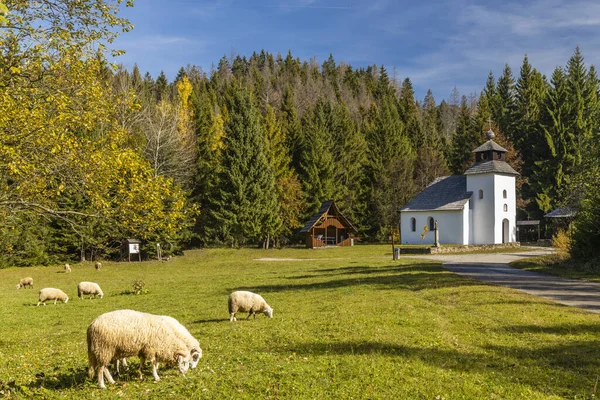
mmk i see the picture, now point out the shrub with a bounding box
[552,228,571,253]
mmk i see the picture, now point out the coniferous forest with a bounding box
[1,2,599,266]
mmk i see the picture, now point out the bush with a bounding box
[132,279,147,295]
[552,229,571,253]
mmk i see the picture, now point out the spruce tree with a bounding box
[263,105,303,245]
[449,96,481,174]
[532,67,572,213]
[210,86,279,246]
[398,78,424,149]
[299,98,337,216]
[155,70,169,102]
[495,64,516,139]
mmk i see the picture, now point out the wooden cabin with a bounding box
[300,200,358,248]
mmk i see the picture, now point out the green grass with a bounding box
[511,254,600,283]
[1,245,599,399]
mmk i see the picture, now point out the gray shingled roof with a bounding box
[544,207,577,218]
[300,200,358,233]
[399,175,472,212]
[464,160,519,176]
[472,140,509,153]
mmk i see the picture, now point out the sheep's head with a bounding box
[16,283,20,290]
[175,351,191,374]
[64,296,69,303]
[190,348,203,369]
[263,307,274,318]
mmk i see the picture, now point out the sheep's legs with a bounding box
[151,361,161,381]
[230,313,236,322]
[138,355,146,380]
[246,312,254,320]
[103,366,115,384]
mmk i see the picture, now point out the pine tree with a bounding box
[155,70,169,102]
[299,98,337,216]
[495,64,516,139]
[131,64,143,91]
[449,96,481,174]
[398,78,423,148]
[531,67,572,213]
[514,55,547,180]
[281,84,303,172]
[263,105,303,245]
[210,86,279,246]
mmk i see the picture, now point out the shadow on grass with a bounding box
[240,264,481,293]
[276,338,600,391]
[22,367,89,391]
[497,323,600,335]
[191,318,228,324]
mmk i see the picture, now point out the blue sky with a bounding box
[113,0,600,102]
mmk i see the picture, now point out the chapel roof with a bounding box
[472,140,509,153]
[399,175,472,212]
[464,160,519,176]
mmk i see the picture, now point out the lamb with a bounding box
[115,315,203,373]
[228,291,273,322]
[78,282,104,299]
[37,288,69,306]
[16,277,34,289]
[95,262,102,271]
[87,309,191,389]
[64,264,71,273]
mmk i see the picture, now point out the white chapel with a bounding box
[399,130,518,245]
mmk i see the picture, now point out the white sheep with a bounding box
[115,315,203,373]
[87,309,191,389]
[64,264,71,273]
[95,262,102,271]
[16,277,34,289]
[77,282,104,299]
[37,288,69,306]
[228,291,273,322]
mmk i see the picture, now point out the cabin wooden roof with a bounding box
[300,200,358,233]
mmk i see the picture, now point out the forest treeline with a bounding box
[1,1,598,266]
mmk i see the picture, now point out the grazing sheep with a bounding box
[78,282,104,299]
[87,309,191,389]
[95,262,102,271]
[37,288,69,306]
[64,264,71,273]
[16,277,34,290]
[228,291,273,322]
[116,315,203,373]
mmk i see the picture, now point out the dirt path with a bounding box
[407,248,600,314]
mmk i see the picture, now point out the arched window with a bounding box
[503,204,508,212]
[428,217,435,231]
[411,217,416,232]
[503,189,507,199]
[479,189,484,200]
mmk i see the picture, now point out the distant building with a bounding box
[399,130,518,245]
[300,200,358,248]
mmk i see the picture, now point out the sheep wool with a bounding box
[64,264,71,273]
[228,291,274,322]
[37,288,69,306]
[16,277,34,290]
[95,262,102,271]
[116,315,203,372]
[77,282,104,299]
[87,309,191,389]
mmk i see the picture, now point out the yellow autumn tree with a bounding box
[0,1,195,263]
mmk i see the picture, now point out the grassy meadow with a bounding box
[0,245,599,399]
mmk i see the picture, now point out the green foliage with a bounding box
[209,86,279,246]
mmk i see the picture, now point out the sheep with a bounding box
[115,315,203,373]
[77,282,104,299]
[87,309,191,389]
[37,288,69,306]
[228,291,273,322]
[95,262,102,271]
[16,277,34,290]
[64,264,71,273]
